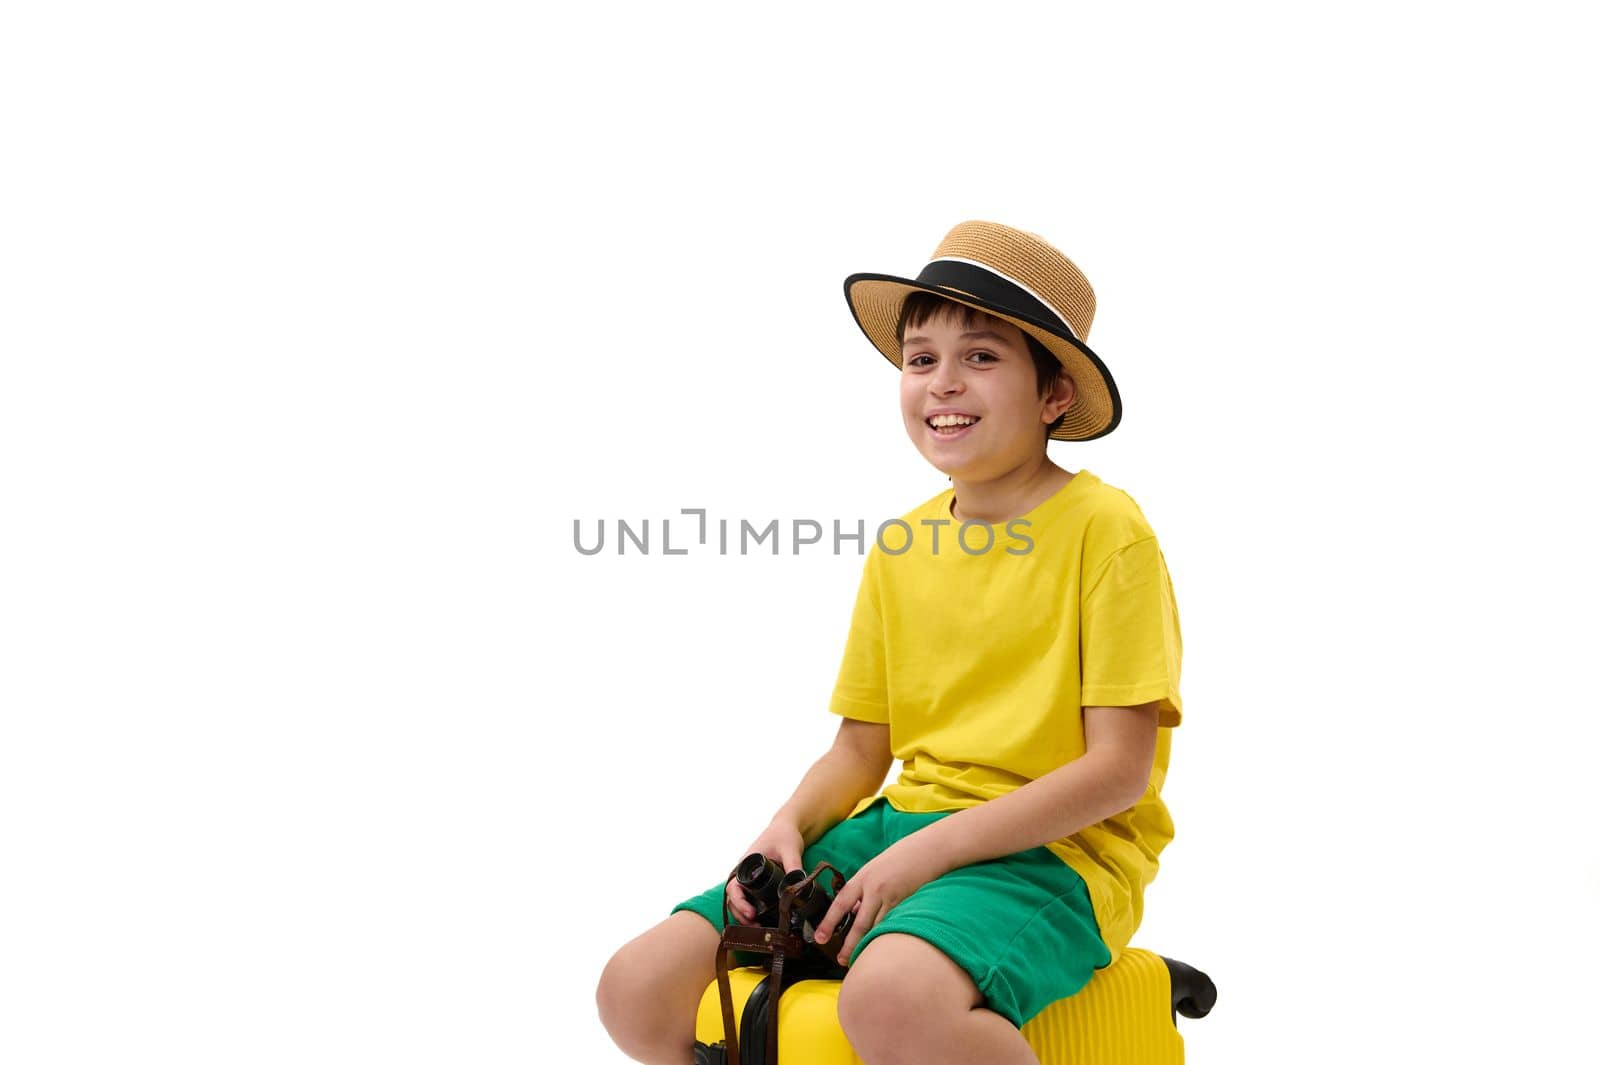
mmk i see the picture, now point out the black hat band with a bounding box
[915,258,1079,340]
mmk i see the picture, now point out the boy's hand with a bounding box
[812,834,944,966]
[725,819,806,925]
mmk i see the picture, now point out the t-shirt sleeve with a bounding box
[1080,536,1184,728]
[829,548,890,724]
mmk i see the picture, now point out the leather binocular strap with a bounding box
[713,861,849,1065]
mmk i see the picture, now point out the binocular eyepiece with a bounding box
[734,853,854,959]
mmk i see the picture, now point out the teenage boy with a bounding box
[597,221,1184,1065]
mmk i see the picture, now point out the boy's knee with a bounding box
[593,950,635,1036]
[836,933,982,1052]
[596,913,720,1060]
[595,947,671,1055]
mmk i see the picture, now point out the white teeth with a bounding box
[929,414,977,428]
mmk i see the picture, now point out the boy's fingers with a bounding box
[838,899,876,965]
[725,880,752,921]
[813,884,860,943]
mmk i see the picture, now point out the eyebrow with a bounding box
[900,329,1016,349]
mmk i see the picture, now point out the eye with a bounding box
[969,350,998,363]
[905,354,933,367]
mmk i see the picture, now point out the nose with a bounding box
[928,359,964,396]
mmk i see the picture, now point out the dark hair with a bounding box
[896,291,1068,437]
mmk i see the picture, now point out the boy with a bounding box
[596,221,1183,1065]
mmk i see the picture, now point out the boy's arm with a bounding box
[907,701,1160,874]
[771,719,894,846]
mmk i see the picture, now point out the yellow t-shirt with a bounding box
[828,468,1183,962]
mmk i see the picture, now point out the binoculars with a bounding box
[697,854,856,1065]
[732,852,856,964]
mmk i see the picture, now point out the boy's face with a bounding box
[898,307,1075,481]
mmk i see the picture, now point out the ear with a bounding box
[1043,372,1077,424]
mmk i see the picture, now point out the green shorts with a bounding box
[670,797,1112,1029]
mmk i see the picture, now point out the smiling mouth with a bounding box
[927,415,980,436]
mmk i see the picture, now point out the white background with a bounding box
[3,2,1596,1062]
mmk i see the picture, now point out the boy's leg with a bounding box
[835,808,1110,1063]
[839,932,1039,1065]
[595,910,721,1065]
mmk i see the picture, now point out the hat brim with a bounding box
[844,272,1122,442]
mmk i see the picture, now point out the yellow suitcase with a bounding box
[693,947,1215,1065]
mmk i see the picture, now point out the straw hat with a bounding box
[843,220,1122,441]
